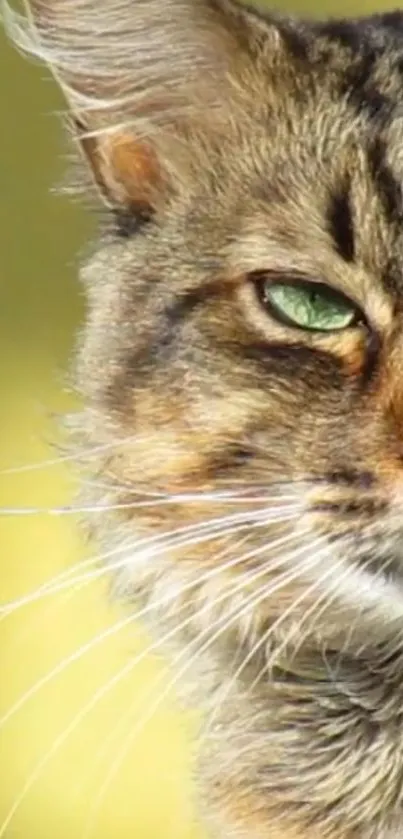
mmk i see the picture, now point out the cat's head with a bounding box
[7,0,403,649]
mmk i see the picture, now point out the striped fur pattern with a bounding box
[5,2,403,838]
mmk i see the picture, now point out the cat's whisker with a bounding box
[0,646,152,839]
[81,534,328,839]
[3,573,99,655]
[225,556,353,745]
[0,522,238,619]
[79,571,298,837]
[0,516,302,729]
[0,430,203,477]
[0,521,312,836]
[281,555,356,670]
[0,437,137,476]
[294,530,386,661]
[0,430,303,478]
[81,651,195,839]
[1,513,240,614]
[70,531,254,802]
[0,497,299,516]
[80,472,312,498]
[0,610,138,731]
[0,533,136,617]
[0,540,246,730]
[202,537,331,739]
[81,540,326,839]
[0,505,299,616]
[364,552,403,661]
[70,689,142,803]
[326,547,381,674]
[0,524,300,836]
[74,534,280,804]
[319,594,368,686]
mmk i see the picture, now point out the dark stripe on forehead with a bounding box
[367,138,403,225]
[327,182,354,263]
[318,14,403,49]
[342,46,377,89]
[317,20,362,50]
[336,43,393,124]
[369,11,403,38]
[343,66,392,124]
[351,87,392,124]
[241,5,311,61]
[317,20,395,125]
[277,21,310,61]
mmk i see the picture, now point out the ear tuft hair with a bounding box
[2,0,256,134]
[2,0,270,206]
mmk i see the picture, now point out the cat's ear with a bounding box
[73,122,164,214]
[4,0,267,212]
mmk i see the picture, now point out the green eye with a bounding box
[261,280,358,332]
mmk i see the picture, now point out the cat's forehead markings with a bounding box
[367,138,403,229]
[358,137,403,297]
[233,226,388,300]
[327,182,355,265]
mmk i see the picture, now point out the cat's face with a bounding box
[9,0,403,645]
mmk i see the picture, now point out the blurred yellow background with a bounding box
[0,2,395,837]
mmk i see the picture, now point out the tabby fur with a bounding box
[5,1,403,837]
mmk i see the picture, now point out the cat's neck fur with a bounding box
[101,520,403,839]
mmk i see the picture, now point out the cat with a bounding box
[4,0,403,837]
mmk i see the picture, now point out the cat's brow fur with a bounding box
[6,2,403,839]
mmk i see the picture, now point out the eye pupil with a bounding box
[258,278,358,333]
